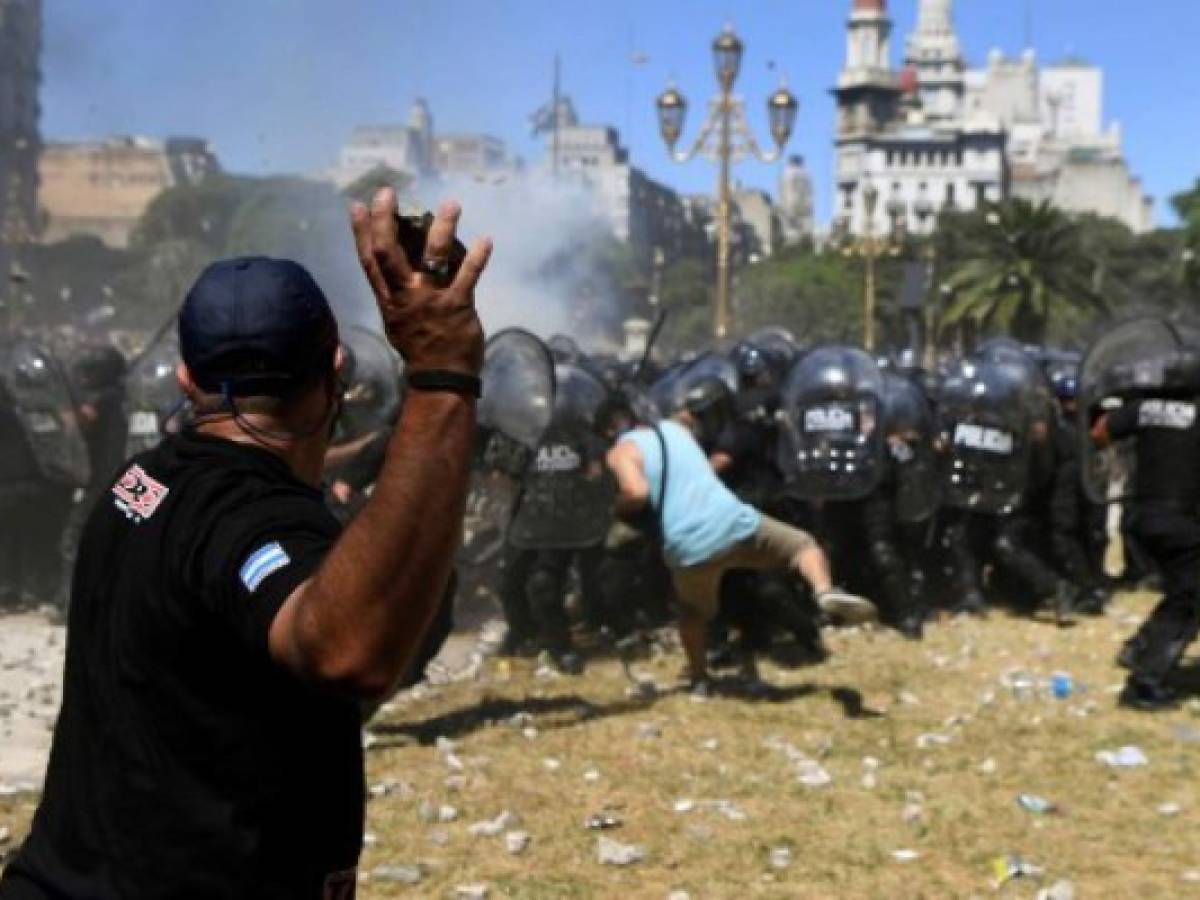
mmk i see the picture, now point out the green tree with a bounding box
[938,199,1105,345]
[733,247,863,346]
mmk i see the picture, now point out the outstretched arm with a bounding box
[270,188,492,700]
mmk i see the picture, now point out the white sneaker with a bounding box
[816,589,878,624]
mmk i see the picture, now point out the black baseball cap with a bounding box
[179,256,340,396]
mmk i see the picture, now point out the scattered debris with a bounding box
[468,810,518,838]
[1095,746,1148,768]
[769,846,793,870]
[916,732,952,750]
[901,803,923,824]
[584,813,623,831]
[583,768,601,783]
[796,760,832,788]
[542,757,562,772]
[504,830,531,855]
[979,757,998,775]
[892,849,919,862]
[672,799,747,821]
[598,835,646,866]
[371,863,426,885]
[637,722,662,739]
[454,883,489,899]
[1157,802,1183,817]
[990,855,1044,888]
[1036,880,1076,900]
[1017,794,1058,815]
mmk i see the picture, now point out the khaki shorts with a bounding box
[670,515,816,621]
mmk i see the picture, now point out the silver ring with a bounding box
[420,257,451,283]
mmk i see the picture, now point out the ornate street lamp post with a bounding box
[656,25,798,339]
[832,182,905,351]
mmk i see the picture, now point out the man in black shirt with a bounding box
[0,187,492,898]
[1093,395,1200,710]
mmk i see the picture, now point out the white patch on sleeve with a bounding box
[239,542,291,594]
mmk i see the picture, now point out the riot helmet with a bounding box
[776,345,886,501]
[681,375,734,450]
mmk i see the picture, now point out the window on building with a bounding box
[946,183,956,208]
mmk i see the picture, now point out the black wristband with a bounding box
[406,370,482,398]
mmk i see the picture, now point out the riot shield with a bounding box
[1076,316,1200,504]
[507,363,616,550]
[936,358,1035,514]
[124,332,185,457]
[882,373,940,523]
[776,345,886,501]
[0,340,90,487]
[478,328,556,451]
[337,325,402,442]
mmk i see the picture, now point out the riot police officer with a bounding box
[58,342,129,612]
[0,340,90,609]
[936,350,1077,622]
[497,360,617,673]
[777,346,927,638]
[1085,317,1200,709]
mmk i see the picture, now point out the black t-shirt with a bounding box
[1107,397,1200,508]
[1,431,364,900]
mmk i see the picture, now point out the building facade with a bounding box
[778,155,815,245]
[0,0,42,246]
[832,0,1151,236]
[332,98,519,188]
[967,54,1153,232]
[833,0,1007,238]
[550,120,707,264]
[39,136,220,248]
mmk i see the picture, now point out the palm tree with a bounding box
[938,198,1105,345]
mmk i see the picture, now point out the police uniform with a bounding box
[1106,396,1200,706]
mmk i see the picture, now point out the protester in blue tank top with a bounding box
[607,376,876,694]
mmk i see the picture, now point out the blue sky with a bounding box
[42,0,1200,227]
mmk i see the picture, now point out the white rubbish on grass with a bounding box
[637,722,662,739]
[504,830,531,855]
[769,846,793,870]
[979,757,998,775]
[468,810,518,837]
[892,849,920,862]
[598,835,646,866]
[1095,746,1148,768]
[916,732,953,749]
[542,757,562,772]
[455,884,489,899]
[1036,879,1076,900]
[371,864,426,885]
[1158,802,1183,817]
[675,799,747,821]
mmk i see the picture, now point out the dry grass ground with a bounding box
[3,592,1200,898]
[358,592,1200,899]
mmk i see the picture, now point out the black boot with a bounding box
[1118,676,1178,711]
[896,608,925,641]
[954,590,987,618]
[1053,582,1078,627]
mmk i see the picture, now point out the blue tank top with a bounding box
[622,420,761,567]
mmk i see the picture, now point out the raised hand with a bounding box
[350,187,492,376]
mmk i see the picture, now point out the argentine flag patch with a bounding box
[239,542,291,594]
